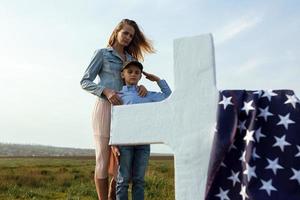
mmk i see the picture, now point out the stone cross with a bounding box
[110,34,218,200]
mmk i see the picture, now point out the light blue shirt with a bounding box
[80,47,135,99]
[118,80,172,105]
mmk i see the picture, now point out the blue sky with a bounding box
[0,1,299,152]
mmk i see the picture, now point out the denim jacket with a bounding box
[80,47,135,99]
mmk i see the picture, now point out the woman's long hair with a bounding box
[108,19,155,61]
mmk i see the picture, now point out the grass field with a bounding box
[0,157,174,200]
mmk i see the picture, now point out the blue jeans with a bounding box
[116,145,150,200]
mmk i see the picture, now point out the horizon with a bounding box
[0,142,174,156]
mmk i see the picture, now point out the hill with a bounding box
[0,143,94,157]
[0,143,173,158]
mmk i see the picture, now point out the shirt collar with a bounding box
[121,85,138,92]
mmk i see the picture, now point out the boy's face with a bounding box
[121,65,142,85]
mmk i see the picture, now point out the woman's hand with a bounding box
[103,88,122,105]
[142,71,161,82]
[137,85,148,97]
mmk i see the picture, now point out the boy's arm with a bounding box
[143,71,172,101]
[157,79,172,98]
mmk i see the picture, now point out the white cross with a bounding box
[110,34,218,200]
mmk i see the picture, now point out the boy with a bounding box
[114,60,172,200]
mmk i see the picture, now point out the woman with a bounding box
[80,19,155,200]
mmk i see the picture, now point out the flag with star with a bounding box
[206,90,300,200]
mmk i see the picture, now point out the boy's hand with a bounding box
[111,146,120,165]
[111,146,120,156]
[142,71,161,82]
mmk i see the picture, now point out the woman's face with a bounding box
[116,24,135,47]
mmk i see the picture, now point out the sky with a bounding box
[0,0,299,153]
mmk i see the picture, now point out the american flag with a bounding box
[206,90,300,200]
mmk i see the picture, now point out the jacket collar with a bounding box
[107,47,133,62]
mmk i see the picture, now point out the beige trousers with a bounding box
[92,98,111,179]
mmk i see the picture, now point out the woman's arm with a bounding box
[80,49,106,97]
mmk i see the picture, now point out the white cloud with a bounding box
[215,14,263,45]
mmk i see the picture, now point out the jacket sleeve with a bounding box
[80,49,105,97]
[148,79,172,102]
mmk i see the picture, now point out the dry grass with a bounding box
[0,157,174,200]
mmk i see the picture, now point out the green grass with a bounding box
[0,157,174,200]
